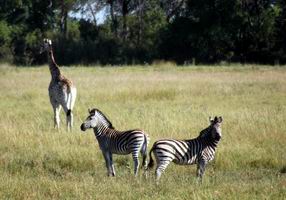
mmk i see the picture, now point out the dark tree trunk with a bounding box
[109,0,118,37]
[137,0,144,45]
[60,0,67,38]
[88,3,97,24]
[122,0,130,40]
[122,0,127,40]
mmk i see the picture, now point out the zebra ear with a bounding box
[209,116,214,123]
[88,108,91,113]
[218,116,223,123]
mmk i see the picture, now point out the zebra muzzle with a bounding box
[80,124,86,131]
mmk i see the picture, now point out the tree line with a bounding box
[0,0,286,66]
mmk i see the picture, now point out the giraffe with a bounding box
[40,39,77,131]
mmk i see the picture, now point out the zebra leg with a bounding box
[132,152,140,176]
[109,152,116,176]
[102,151,113,176]
[155,161,171,184]
[142,153,147,170]
[140,138,148,169]
[197,160,206,182]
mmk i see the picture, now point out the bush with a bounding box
[0,21,12,61]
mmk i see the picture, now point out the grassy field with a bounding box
[0,64,285,199]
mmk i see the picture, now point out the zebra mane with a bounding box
[90,108,115,129]
[199,116,222,138]
[198,126,211,138]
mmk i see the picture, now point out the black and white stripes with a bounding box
[80,108,149,176]
[80,109,222,181]
[147,116,223,182]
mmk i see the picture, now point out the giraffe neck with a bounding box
[47,50,61,79]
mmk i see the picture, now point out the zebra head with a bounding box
[199,116,223,141]
[40,38,52,54]
[80,108,114,131]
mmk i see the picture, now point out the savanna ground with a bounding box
[0,64,285,199]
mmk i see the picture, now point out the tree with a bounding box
[0,0,285,65]
[54,0,77,37]
[273,0,286,63]
[235,0,281,63]
[158,0,241,63]
[159,0,186,23]
[107,0,119,37]
[0,20,12,60]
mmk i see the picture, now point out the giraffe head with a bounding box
[40,38,52,54]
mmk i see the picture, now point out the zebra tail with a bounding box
[147,148,154,170]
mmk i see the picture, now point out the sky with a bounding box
[69,6,107,24]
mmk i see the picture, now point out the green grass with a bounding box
[0,64,285,199]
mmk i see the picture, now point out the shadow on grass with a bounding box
[5,154,98,178]
[280,166,286,174]
[247,158,280,170]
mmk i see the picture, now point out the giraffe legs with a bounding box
[51,100,72,131]
[51,102,61,130]
[62,104,73,132]
[65,88,76,132]
[66,109,73,132]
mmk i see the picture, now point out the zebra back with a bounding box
[96,126,147,155]
[149,116,222,166]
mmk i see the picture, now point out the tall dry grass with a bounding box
[0,64,285,199]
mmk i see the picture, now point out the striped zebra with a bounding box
[147,116,223,183]
[80,108,149,176]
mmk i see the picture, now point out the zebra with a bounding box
[80,108,149,176]
[147,116,223,183]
